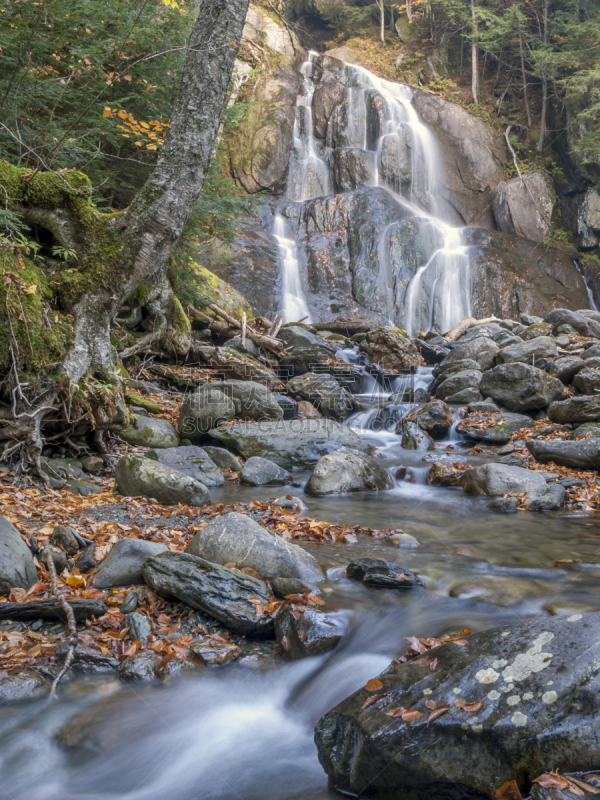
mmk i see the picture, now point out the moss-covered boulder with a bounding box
[119,416,179,449]
[189,263,253,322]
[115,454,210,505]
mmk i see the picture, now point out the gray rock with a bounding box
[400,400,453,439]
[545,308,600,338]
[527,483,566,511]
[120,590,139,614]
[0,516,37,595]
[315,613,600,800]
[332,147,376,191]
[120,416,179,449]
[305,447,392,496]
[548,395,600,424]
[271,577,319,598]
[364,327,422,371]
[479,363,564,411]
[445,337,498,370]
[582,344,600,360]
[51,525,80,555]
[573,368,600,395]
[273,394,299,420]
[346,558,423,589]
[185,511,322,582]
[400,421,434,451]
[239,456,290,485]
[123,612,152,643]
[493,171,555,242]
[115,454,211,506]
[457,412,535,444]
[487,496,520,513]
[285,373,354,421]
[143,551,274,635]
[573,423,600,439]
[461,463,547,498]
[146,445,224,487]
[444,388,481,404]
[202,446,242,471]
[519,322,554,340]
[497,336,558,365]
[0,669,49,703]
[274,495,308,511]
[432,359,480,383]
[117,652,161,682]
[208,419,371,469]
[189,637,242,665]
[497,454,528,468]
[468,400,499,413]
[55,642,119,673]
[526,438,600,470]
[94,538,168,589]
[547,356,585,383]
[274,605,345,660]
[279,345,338,376]
[436,369,482,401]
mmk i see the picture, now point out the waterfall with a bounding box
[274,52,471,333]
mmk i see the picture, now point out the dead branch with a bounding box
[42,546,78,699]
[187,306,286,356]
[444,316,503,342]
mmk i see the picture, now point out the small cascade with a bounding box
[273,213,312,323]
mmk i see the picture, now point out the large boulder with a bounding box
[119,416,179,449]
[496,336,558,365]
[544,308,600,338]
[446,337,499,370]
[145,446,224,487]
[493,171,555,242]
[547,356,585,383]
[94,538,168,589]
[279,345,338,376]
[400,421,434,451]
[285,373,354,420]
[548,395,600,424]
[457,412,535,444]
[275,605,345,660]
[573,368,600,395]
[178,380,283,439]
[185,511,322,582]
[479,363,564,411]
[436,369,482,401]
[0,516,37,595]
[208,419,371,469]
[365,327,422,371]
[209,348,278,388]
[278,325,335,353]
[305,447,392,496]
[461,462,547,499]
[400,400,453,439]
[526,438,600,470]
[114,454,210,506]
[239,456,291,485]
[143,551,274,635]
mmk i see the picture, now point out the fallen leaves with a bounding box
[495,780,522,800]
[365,679,384,692]
[427,704,450,722]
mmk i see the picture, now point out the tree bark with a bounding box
[537,1,549,152]
[471,0,479,104]
[519,34,532,128]
[378,0,385,43]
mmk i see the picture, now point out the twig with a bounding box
[42,546,78,700]
[268,314,283,338]
[241,312,247,349]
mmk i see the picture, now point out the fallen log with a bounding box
[0,598,108,622]
[187,306,286,356]
[444,316,503,343]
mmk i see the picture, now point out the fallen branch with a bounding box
[0,598,107,622]
[187,306,286,356]
[42,547,78,699]
[444,316,503,343]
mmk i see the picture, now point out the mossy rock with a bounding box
[124,392,163,414]
[190,263,253,322]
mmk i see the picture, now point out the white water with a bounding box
[274,213,312,323]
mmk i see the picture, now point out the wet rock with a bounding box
[145,445,224,487]
[51,525,80,556]
[548,395,600,424]
[436,369,482,401]
[274,495,308,511]
[545,308,600,338]
[55,642,119,673]
[493,171,555,242]
[547,356,585,383]
[273,394,298,420]
[479,363,564,412]
[114,454,211,506]
[520,322,554,340]
[279,345,337,376]
[94,538,168,589]
[497,336,558,365]
[400,400,453,439]
[497,454,528,468]
[461,463,547,498]
[209,419,371,469]
[332,147,376,191]
[117,652,161,682]
[418,339,449,364]
[143,551,274,636]
[0,669,49,703]
[457,412,535,444]
[185,511,322,582]
[365,327,422,371]
[468,400,499,413]
[76,544,96,573]
[446,337,499,370]
[400,421,434,451]
[123,611,152,643]
[572,423,600,439]
[120,589,139,614]
[582,344,600,360]
[298,400,322,418]
[159,658,202,681]
[487,496,520,512]
[449,574,541,606]
[274,604,345,660]
[573,368,600,395]
[271,577,319,598]
[189,637,242,665]
[427,462,465,487]
[80,455,104,474]
[240,456,290,486]
[202,446,242,471]
[387,532,420,548]
[527,483,566,511]
[314,612,600,800]
[285,373,354,421]
[526,439,600,470]
[119,416,179,449]
[346,558,423,588]
[305,447,392,496]
[445,388,481,404]
[0,515,38,595]
[432,359,480,385]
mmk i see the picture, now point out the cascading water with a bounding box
[274,213,312,323]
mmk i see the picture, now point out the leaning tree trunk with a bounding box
[1,0,250,472]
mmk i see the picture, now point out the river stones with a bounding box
[185,512,322,582]
[146,445,224,486]
[278,325,336,352]
[436,369,482,401]
[545,308,600,338]
[279,345,338,376]
[208,419,371,469]
[457,412,534,444]
[274,605,345,660]
[479,363,564,411]
[123,611,152,643]
[446,336,499,370]
[202,446,242,471]
[314,612,600,800]
[55,642,119,673]
[496,336,558,365]
[0,669,49,703]
[118,652,162,682]
[115,454,211,506]
[573,368,600,395]
[0,515,38,595]
[189,637,242,665]
[51,525,80,555]
[526,439,600,470]
[400,421,434,451]
[119,416,179,449]
[285,373,354,421]
[346,558,423,588]
[548,395,600,424]
[364,327,422,370]
[305,447,392,496]
[461,463,547,498]
[547,356,585,383]
[426,461,465,487]
[527,482,566,511]
[143,551,274,635]
[94,538,168,589]
[573,423,600,439]
[400,400,453,439]
[520,322,553,340]
[239,456,291,485]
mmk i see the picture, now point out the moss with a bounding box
[126,284,150,309]
[191,263,253,322]
[124,391,163,413]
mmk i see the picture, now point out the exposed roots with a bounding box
[42,546,78,700]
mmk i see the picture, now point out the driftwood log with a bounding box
[0,598,108,622]
[444,316,503,343]
[188,304,287,356]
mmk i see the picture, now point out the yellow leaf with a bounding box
[65,576,85,588]
[146,144,157,150]
[23,284,37,295]
[123,75,132,81]
[135,141,144,147]
[117,109,127,120]
[102,106,112,118]
[139,121,150,129]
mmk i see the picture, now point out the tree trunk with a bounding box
[537,1,548,152]
[519,34,532,128]
[0,0,250,468]
[471,0,479,104]
[406,0,412,23]
[378,0,385,43]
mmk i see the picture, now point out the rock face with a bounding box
[185,512,322,582]
[0,516,37,595]
[548,396,600,424]
[275,605,345,660]
[457,412,534,444]
[119,416,179,449]
[315,613,600,800]
[479,363,564,411]
[493,172,555,242]
[209,419,371,469]
[143,551,274,636]
[285,373,354,420]
[448,337,499,370]
[305,447,391,496]
[94,538,168,589]
[346,558,423,589]
[461,463,547,499]
[526,439,600,470]
[115,454,211,506]
[239,456,291,485]
[146,446,224,487]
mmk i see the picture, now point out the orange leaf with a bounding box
[428,705,450,722]
[365,679,383,692]
[464,701,484,713]
[425,699,437,710]
[360,694,382,710]
[495,780,522,800]
[401,709,423,721]
[533,774,570,790]
[65,576,85,588]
